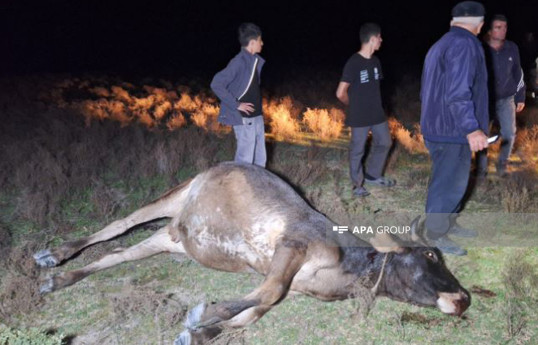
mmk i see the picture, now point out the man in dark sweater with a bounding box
[211,23,266,167]
[336,23,395,198]
[420,1,489,255]
[477,14,526,177]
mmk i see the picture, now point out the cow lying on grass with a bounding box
[34,162,470,345]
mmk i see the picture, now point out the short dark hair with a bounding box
[489,14,507,30]
[238,23,262,47]
[359,23,381,44]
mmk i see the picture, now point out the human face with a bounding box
[489,20,507,41]
[371,34,382,51]
[248,36,263,54]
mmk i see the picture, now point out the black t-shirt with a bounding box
[340,53,386,127]
[238,58,262,118]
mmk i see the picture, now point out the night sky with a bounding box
[2,0,537,86]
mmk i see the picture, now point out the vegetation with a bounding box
[0,75,537,344]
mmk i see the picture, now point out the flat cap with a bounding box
[452,1,485,17]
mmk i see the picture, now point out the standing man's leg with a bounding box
[476,149,488,177]
[233,118,256,164]
[252,115,267,167]
[496,96,516,175]
[424,141,471,254]
[365,121,392,180]
[349,127,370,190]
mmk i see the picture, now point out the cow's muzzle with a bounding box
[436,289,471,316]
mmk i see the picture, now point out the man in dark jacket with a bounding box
[477,15,526,177]
[211,23,266,167]
[420,1,489,255]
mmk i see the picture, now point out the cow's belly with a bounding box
[180,213,287,274]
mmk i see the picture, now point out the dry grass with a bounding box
[388,118,426,154]
[0,243,43,325]
[263,97,301,141]
[501,250,538,340]
[499,173,537,212]
[302,107,344,142]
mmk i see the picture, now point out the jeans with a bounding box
[477,96,516,171]
[425,140,471,240]
[232,115,267,167]
[349,121,392,187]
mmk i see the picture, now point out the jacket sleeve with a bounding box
[445,41,481,135]
[210,58,241,111]
[512,44,526,103]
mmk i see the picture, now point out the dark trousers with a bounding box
[424,140,471,240]
[349,121,392,187]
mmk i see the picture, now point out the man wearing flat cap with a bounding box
[420,1,489,255]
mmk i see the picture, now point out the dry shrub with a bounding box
[501,250,538,339]
[175,93,203,113]
[89,86,110,98]
[106,100,131,126]
[79,99,109,125]
[13,146,70,225]
[388,118,426,154]
[111,85,132,103]
[302,107,344,142]
[144,86,168,103]
[0,244,43,325]
[514,125,538,162]
[167,112,187,130]
[264,98,301,141]
[499,174,536,212]
[154,101,172,121]
[191,104,226,133]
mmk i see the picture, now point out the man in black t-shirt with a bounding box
[336,23,395,197]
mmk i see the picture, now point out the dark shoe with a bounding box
[429,236,467,256]
[364,176,396,187]
[352,186,370,197]
[449,225,478,238]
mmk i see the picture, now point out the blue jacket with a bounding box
[485,40,526,103]
[211,49,265,126]
[420,26,489,144]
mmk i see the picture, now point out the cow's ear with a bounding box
[369,232,407,254]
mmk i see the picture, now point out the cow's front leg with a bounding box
[174,239,307,345]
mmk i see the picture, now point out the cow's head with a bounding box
[370,218,470,316]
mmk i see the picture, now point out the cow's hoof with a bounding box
[173,330,191,345]
[39,276,55,295]
[174,302,206,345]
[33,249,59,268]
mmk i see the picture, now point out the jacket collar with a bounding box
[239,48,265,64]
[450,25,477,39]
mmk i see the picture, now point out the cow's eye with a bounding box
[424,250,438,262]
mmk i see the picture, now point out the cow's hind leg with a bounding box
[34,179,192,268]
[40,226,185,294]
[175,239,307,345]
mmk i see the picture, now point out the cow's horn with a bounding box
[369,232,406,254]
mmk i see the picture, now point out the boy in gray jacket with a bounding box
[211,23,266,167]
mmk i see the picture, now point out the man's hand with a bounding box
[466,130,489,152]
[238,102,254,114]
[336,82,350,105]
[516,102,525,113]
